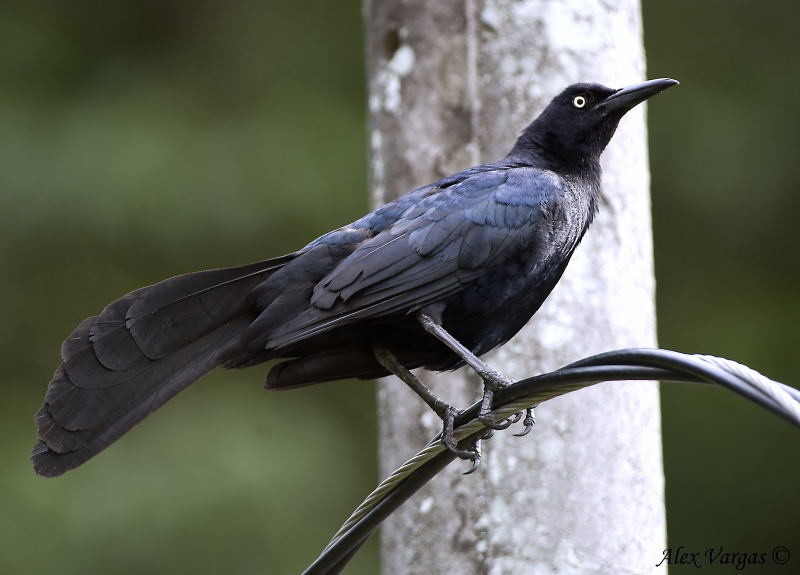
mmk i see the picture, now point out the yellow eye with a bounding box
[572,95,587,109]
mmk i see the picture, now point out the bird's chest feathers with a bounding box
[508,178,597,279]
[547,178,597,247]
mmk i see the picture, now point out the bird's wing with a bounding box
[260,167,564,349]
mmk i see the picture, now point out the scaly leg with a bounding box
[416,311,534,433]
[373,346,478,464]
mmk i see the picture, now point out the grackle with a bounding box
[32,78,678,477]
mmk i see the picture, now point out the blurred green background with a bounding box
[1,1,797,573]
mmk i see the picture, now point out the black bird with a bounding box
[32,78,678,477]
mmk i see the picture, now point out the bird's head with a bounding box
[508,78,679,173]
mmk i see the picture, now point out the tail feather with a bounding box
[91,299,148,370]
[33,320,246,477]
[32,255,294,477]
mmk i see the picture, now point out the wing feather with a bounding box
[264,168,564,350]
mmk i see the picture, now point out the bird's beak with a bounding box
[595,78,679,114]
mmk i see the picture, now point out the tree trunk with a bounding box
[364,1,666,573]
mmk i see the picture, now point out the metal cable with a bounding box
[302,348,799,575]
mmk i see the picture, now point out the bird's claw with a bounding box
[440,407,485,472]
[439,393,534,474]
[477,384,518,430]
[479,412,514,430]
[478,372,535,437]
[513,407,536,437]
[441,407,479,459]
[508,411,524,425]
[462,441,481,475]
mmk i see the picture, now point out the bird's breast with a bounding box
[438,179,598,360]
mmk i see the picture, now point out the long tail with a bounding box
[32,254,295,477]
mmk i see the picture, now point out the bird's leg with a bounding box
[416,311,532,432]
[373,346,477,462]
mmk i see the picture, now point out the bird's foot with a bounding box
[478,386,515,430]
[440,396,534,474]
[441,406,482,474]
[476,370,528,431]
